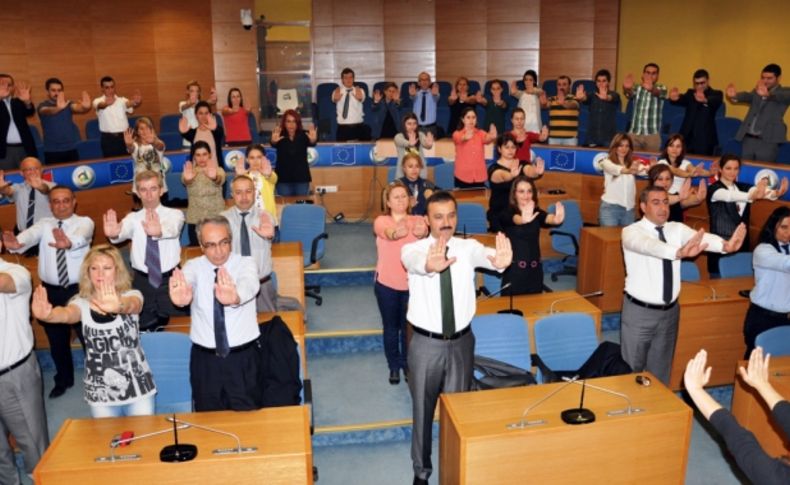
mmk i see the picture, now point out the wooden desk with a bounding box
[577,226,625,312]
[476,290,602,352]
[731,356,790,457]
[668,276,754,390]
[34,407,313,485]
[439,373,692,484]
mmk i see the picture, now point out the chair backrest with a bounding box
[159,113,182,134]
[471,314,531,372]
[548,200,582,256]
[165,172,188,202]
[432,162,455,189]
[484,79,510,100]
[718,251,754,278]
[76,139,102,161]
[534,313,599,383]
[755,326,790,356]
[680,261,701,282]
[140,332,192,413]
[478,269,502,296]
[276,88,299,115]
[776,143,790,164]
[85,119,101,140]
[456,203,488,234]
[387,166,397,184]
[160,131,184,151]
[279,204,328,266]
[542,79,558,97]
[571,79,595,97]
[715,117,742,149]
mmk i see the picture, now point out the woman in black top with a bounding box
[448,77,479,135]
[487,133,524,232]
[271,109,318,196]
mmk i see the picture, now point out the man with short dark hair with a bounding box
[0,74,36,170]
[37,78,92,164]
[727,63,790,162]
[575,68,620,148]
[669,69,723,156]
[92,76,142,157]
[624,63,667,152]
[372,82,401,139]
[332,68,368,142]
[542,75,580,146]
[621,185,745,385]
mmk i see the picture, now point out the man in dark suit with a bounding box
[0,74,37,170]
[669,69,723,156]
[727,63,790,162]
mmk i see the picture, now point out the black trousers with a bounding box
[44,149,79,164]
[335,123,370,142]
[100,132,127,158]
[41,282,84,388]
[189,341,263,412]
[743,302,790,358]
[132,269,189,330]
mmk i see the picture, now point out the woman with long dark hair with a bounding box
[271,109,317,196]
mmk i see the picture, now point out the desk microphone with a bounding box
[497,285,524,316]
[95,424,189,463]
[166,416,257,455]
[160,413,197,462]
[683,281,720,301]
[548,290,603,314]
[560,379,596,425]
[507,375,580,429]
[561,377,644,416]
[478,282,512,301]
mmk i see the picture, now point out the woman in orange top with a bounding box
[452,106,497,188]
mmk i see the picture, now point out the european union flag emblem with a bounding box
[109,161,134,183]
[331,146,355,166]
[549,151,576,172]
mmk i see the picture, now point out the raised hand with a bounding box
[2,230,21,250]
[169,268,193,307]
[407,130,418,146]
[141,208,162,237]
[519,200,539,223]
[752,177,768,200]
[777,177,789,198]
[623,73,635,91]
[693,89,707,103]
[449,87,458,101]
[31,285,54,321]
[91,281,122,315]
[0,170,7,190]
[641,74,653,91]
[676,228,708,259]
[28,172,45,191]
[49,227,72,249]
[538,91,548,106]
[412,217,428,238]
[535,156,545,175]
[80,90,91,110]
[431,83,439,96]
[271,125,283,144]
[392,222,409,240]
[739,347,771,390]
[182,161,196,182]
[214,266,240,305]
[678,177,692,201]
[252,212,275,239]
[696,179,707,200]
[487,232,513,269]
[103,209,121,238]
[16,83,31,103]
[669,87,680,102]
[726,83,737,99]
[574,84,586,100]
[132,89,142,106]
[552,201,565,224]
[709,159,721,177]
[684,349,712,391]
[539,126,549,141]
[425,235,455,273]
[56,90,68,109]
[235,156,247,176]
[756,80,769,97]
[206,163,218,180]
[488,123,498,139]
[723,223,746,254]
[509,163,521,178]
[123,127,134,146]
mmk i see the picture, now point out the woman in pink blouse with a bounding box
[452,106,497,188]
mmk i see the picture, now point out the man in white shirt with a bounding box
[92,76,141,158]
[332,67,369,142]
[220,175,277,311]
[621,185,746,385]
[3,185,93,398]
[401,191,512,485]
[103,170,185,330]
[0,157,54,236]
[0,238,49,483]
[169,215,262,411]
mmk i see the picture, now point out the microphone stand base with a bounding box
[561,408,596,425]
[497,309,524,316]
[160,443,198,462]
[213,446,258,455]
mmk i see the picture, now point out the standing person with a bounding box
[409,72,441,137]
[31,245,156,418]
[452,107,496,189]
[657,134,714,198]
[621,185,746,384]
[647,164,706,223]
[727,63,790,162]
[3,185,93,399]
[271,109,317,196]
[0,238,48,484]
[92,76,142,158]
[575,69,620,148]
[477,79,508,134]
[623,63,667,152]
[510,70,543,133]
[371,82,401,139]
[179,100,224,166]
[124,117,167,196]
[448,77,479,138]
[37,78,92,164]
[742,206,790,357]
[221,87,253,147]
[0,157,54,234]
[182,141,226,246]
[599,133,644,227]
[103,170,186,330]
[541,75,579,146]
[706,154,787,273]
[398,153,436,216]
[178,81,217,148]
[332,68,368,142]
[506,107,548,174]
[500,176,564,295]
[373,181,428,384]
[169,215,263,412]
[235,144,278,224]
[221,175,278,312]
[669,69,723,156]
[402,191,512,485]
[0,74,36,170]
[393,113,434,180]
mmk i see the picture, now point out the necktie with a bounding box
[420,91,427,122]
[145,235,162,288]
[56,221,69,286]
[26,187,35,229]
[239,211,251,257]
[656,226,673,304]
[440,248,456,338]
[342,88,352,119]
[782,244,789,255]
[213,268,230,358]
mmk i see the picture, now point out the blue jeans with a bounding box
[276,183,310,196]
[374,281,409,372]
[89,394,156,418]
[599,201,634,227]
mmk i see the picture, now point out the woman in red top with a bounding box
[506,107,548,177]
[221,88,252,147]
[451,107,497,188]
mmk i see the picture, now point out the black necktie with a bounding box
[782,244,789,255]
[26,187,35,229]
[56,221,68,286]
[213,268,230,358]
[342,88,352,119]
[656,226,673,304]
[239,211,251,257]
[420,91,427,122]
[440,248,455,338]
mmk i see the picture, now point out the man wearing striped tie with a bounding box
[0,158,54,257]
[2,185,93,398]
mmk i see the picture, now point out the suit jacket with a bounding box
[734,85,790,143]
[672,87,722,154]
[0,97,36,158]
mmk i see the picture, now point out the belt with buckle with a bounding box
[625,293,677,311]
[192,338,259,355]
[0,351,32,377]
[411,325,471,341]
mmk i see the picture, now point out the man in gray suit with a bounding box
[727,63,790,162]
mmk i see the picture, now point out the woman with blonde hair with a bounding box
[124,116,167,195]
[32,245,156,418]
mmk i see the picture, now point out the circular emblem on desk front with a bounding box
[754,169,779,190]
[307,147,319,166]
[71,165,96,189]
[369,146,387,165]
[224,150,245,171]
[161,156,172,174]
[592,152,608,174]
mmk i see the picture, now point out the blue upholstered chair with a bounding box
[533,312,599,383]
[548,200,583,281]
[680,261,701,282]
[279,204,329,305]
[718,252,754,278]
[75,140,102,160]
[432,162,455,190]
[471,314,532,377]
[140,332,192,413]
[456,203,488,234]
[755,326,790,356]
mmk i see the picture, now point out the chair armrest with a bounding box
[310,232,329,264]
[548,230,579,255]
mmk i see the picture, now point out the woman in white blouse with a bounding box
[598,133,647,226]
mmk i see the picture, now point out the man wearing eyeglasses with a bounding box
[103,170,186,330]
[668,69,723,156]
[169,215,262,411]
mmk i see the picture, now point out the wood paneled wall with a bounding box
[0,0,216,135]
[313,0,618,90]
